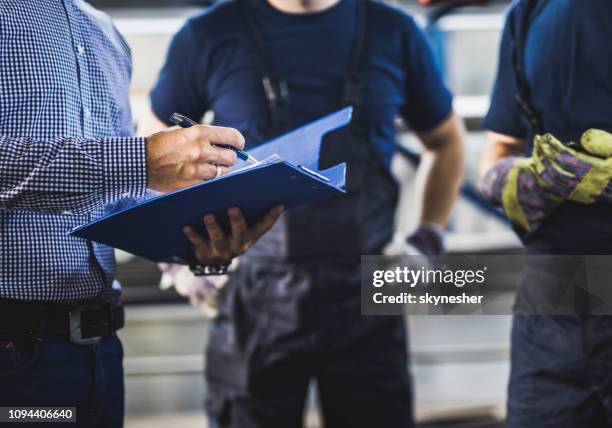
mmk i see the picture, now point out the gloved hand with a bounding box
[159,263,229,318]
[480,129,612,231]
[480,155,562,232]
[405,224,446,256]
[532,131,612,204]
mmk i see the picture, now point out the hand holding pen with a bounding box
[170,113,258,165]
[146,121,246,192]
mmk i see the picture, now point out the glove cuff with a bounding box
[406,223,445,256]
[479,157,520,206]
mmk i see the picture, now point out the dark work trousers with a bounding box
[0,335,124,428]
[508,315,612,428]
[508,257,612,427]
[204,259,413,428]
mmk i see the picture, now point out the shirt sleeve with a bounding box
[482,8,529,139]
[401,17,454,133]
[150,20,209,125]
[0,135,147,215]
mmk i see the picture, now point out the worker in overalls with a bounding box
[144,0,464,426]
[480,0,612,425]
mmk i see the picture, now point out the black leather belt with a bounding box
[0,299,125,346]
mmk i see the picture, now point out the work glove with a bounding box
[405,223,446,256]
[402,225,445,280]
[480,154,562,232]
[480,129,612,231]
[158,262,229,318]
[532,130,612,204]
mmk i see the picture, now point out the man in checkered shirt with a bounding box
[0,1,282,425]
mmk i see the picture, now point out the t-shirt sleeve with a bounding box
[150,20,208,125]
[483,9,528,139]
[401,17,454,133]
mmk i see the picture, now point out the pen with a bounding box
[169,113,258,164]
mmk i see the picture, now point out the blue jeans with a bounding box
[0,334,124,427]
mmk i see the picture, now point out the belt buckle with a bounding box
[69,305,103,346]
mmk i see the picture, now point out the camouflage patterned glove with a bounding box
[532,130,612,204]
[480,156,561,231]
[481,129,612,231]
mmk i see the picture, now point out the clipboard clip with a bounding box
[297,165,331,183]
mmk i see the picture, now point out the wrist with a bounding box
[417,222,445,236]
[406,223,445,256]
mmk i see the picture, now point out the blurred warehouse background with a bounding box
[88,1,518,426]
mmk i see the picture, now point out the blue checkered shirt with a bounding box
[0,0,147,302]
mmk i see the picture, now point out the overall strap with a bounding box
[511,0,543,134]
[238,0,291,134]
[343,0,367,110]
[237,0,368,133]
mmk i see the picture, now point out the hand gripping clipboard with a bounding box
[70,107,353,263]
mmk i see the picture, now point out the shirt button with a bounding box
[83,107,91,120]
[77,44,85,55]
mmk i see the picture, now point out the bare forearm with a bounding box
[416,114,465,227]
[419,145,463,226]
[478,132,526,206]
[480,132,526,178]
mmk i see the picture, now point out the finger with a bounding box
[171,165,231,190]
[183,225,209,249]
[228,207,248,240]
[203,214,227,250]
[252,204,284,238]
[195,163,230,181]
[197,125,245,150]
[202,145,238,167]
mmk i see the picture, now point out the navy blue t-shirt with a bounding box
[150,0,452,168]
[484,0,612,254]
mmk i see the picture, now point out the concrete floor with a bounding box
[126,413,205,428]
[125,412,504,428]
[119,304,510,427]
[126,410,322,428]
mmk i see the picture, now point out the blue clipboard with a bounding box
[70,107,353,263]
